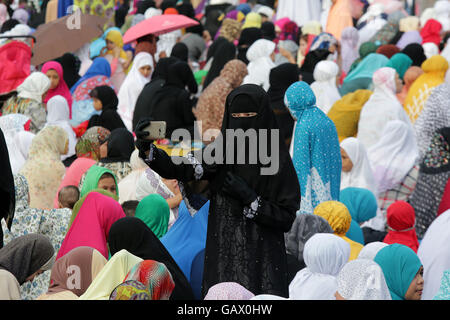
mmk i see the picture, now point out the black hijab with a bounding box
[100,128,135,163]
[203,38,236,90]
[176,1,195,18]
[137,0,156,14]
[0,128,15,249]
[54,53,81,89]
[89,85,126,132]
[170,42,189,62]
[237,27,263,64]
[267,63,301,103]
[0,234,54,285]
[165,61,198,94]
[401,43,427,67]
[115,0,130,28]
[204,9,222,39]
[300,49,331,84]
[151,56,179,81]
[0,19,19,33]
[107,217,195,300]
[261,21,276,41]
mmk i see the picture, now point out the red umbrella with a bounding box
[123,14,199,44]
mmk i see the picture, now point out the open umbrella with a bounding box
[123,14,199,44]
[30,12,107,66]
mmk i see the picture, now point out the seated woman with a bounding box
[41,60,73,117]
[87,85,126,132]
[1,72,50,134]
[70,57,114,127]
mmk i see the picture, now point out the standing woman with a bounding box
[19,126,69,210]
[134,84,300,297]
[117,52,153,132]
[100,29,132,91]
[1,72,50,134]
[285,81,341,215]
[0,128,15,249]
[41,61,73,118]
[0,234,55,300]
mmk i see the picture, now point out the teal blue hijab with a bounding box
[340,187,378,246]
[386,53,413,80]
[374,244,423,300]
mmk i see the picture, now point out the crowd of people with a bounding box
[0,0,450,301]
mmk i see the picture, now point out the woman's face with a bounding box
[139,65,152,78]
[106,39,116,51]
[93,97,103,111]
[162,178,180,195]
[341,148,353,172]
[99,141,108,158]
[46,69,60,90]
[97,176,117,195]
[404,266,424,300]
[300,38,309,55]
[395,72,403,93]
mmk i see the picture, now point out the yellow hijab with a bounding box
[404,55,449,123]
[105,30,128,61]
[313,201,363,261]
[242,12,262,30]
[79,249,143,300]
[327,89,373,142]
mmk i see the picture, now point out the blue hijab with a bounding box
[285,81,342,214]
[374,244,422,300]
[160,200,209,283]
[70,57,111,94]
[57,0,73,18]
[340,187,378,245]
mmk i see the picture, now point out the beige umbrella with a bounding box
[31,12,107,66]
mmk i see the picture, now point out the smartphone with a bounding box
[143,121,166,140]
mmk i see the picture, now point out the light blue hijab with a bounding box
[374,244,423,300]
[160,200,209,283]
[340,187,378,245]
[284,81,342,215]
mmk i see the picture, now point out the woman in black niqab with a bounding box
[107,217,195,300]
[134,84,301,298]
[237,27,263,65]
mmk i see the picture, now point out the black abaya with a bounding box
[0,128,15,249]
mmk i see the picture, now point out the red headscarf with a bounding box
[383,201,419,253]
[420,19,442,46]
[41,61,73,118]
[376,44,401,59]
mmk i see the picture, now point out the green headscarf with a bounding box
[386,53,413,80]
[348,42,378,74]
[68,188,119,230]
[80,165,119,198]
[374,244,422,300]
[134,194,170,238]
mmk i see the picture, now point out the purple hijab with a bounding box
[396,31,423,50]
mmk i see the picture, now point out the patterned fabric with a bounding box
[19,126,68,210]
[377,165,419,220]
[433,269,450,300]
[204,282,255,300]
[337,259,392,300]
[193,59,248,141]
[124,260,175,300]
[109,280,151,300]
[285,81,342,214]
[404,55,448,123]
[2,96,47,134]
[75,126,111,161]
[96,161,132,182]
[1,174,71,300]
[74,0,115,28]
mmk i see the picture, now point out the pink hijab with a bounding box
[56,192,126,260]
[41,61,73,118]
[53,157,96,208]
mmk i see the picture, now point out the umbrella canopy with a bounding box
[123,14,199,44]
[30,13,107,66]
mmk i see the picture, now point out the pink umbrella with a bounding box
[123,14,200,44]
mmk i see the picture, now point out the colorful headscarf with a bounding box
[204,282,255,300]
[374,244,422,300]
[70,57,112,94]
[386,53,413,80]
[79,165,118,198]
[75,126,111,161]
[109,280,151,300]
[284,81,341,214]
[309,32,337,52]
[105,29,128,60]
[135,194,170,238]
[241,12,261,30]
[124,260,175,300]
[41,61,73,115]
[420,19,443,46]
